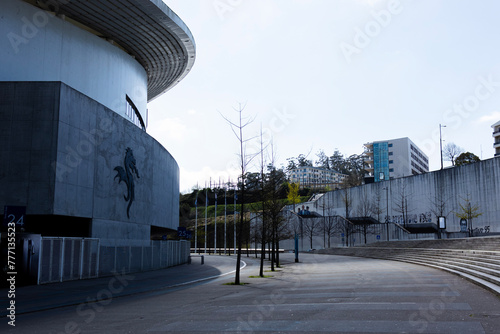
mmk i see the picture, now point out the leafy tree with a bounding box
[315,150,330,169]
[287,182,301,210]
[297,154,313,167]
[285,157,297,175]
[443,143,464,166]
[455,152,480,166]
[455,194,483,237]
[329,150,348,174]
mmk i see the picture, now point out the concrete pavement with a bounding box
[2,253,500,333]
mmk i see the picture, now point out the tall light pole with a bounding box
[440,124,446,170]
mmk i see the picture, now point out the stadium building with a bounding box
[0,0,195,284]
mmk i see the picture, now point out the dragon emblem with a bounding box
[114,147,140,218]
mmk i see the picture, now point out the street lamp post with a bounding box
[440,124,446,170]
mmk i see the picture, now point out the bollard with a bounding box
[201,255,204,265]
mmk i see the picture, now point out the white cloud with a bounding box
[148,118,187,141]
[477,111,500,123]
[352,0,387,7]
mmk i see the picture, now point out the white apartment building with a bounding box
[493,120,500,157]
[290,166,347,189]
[364,137,429,182]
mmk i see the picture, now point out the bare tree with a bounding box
[429,194,453,222]
[356,191,375,244]
[303,218,321,250]
[372,187,384,223]
[393,181,413,227]
[220,103,258,285]
[265,141,287,269]
[322,215,338,248]
[356,191,374,217]
[443,143,464,166]
[340,186,353,219]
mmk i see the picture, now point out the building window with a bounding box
[388,143,393,147]
[389,168,394,172]
[126,95,146,130]
[389,152,393,156]
[389,160,393,164]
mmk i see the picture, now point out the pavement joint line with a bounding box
[163,260,247,289]
[9,260,247,317]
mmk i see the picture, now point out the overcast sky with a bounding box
[148,0,500,193]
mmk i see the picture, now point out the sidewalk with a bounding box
[2,253,500,333]
[0,255,242,316]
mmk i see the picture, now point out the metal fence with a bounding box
[38,238,190,284]
[38,237,99,284]
[98,240,190,277]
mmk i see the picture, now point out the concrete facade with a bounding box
[364,137,429,182]
[493,120,500,157]
[1,0,195,249]
[1,0,195,286]
[1,0,149,121]
[290,166,347,189]
[0,82,179,246]
[302,157,500,235]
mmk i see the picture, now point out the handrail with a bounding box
[392,222,411,234]
[337,215,356,227]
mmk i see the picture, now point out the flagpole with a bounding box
[195,190,198,254]
[204,187,207,255]
[214,188,217,255]
[234,184,237,255]
[224,184,227,255]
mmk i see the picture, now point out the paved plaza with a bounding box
[2,253,500,333]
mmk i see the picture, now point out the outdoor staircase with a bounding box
[315,236,500,296]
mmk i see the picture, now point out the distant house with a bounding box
[290,166,347,189]
[493,120,500,157]
[364,137,429,182]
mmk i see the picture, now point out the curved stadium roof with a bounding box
[36,0,196,101]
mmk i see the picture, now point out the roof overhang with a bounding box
[30,0,195,101]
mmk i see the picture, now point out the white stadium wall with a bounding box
[0,0,195,284]
[0,0,148,121]
[309,158,500,234]
[0,82,180,246]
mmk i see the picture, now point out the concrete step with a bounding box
[360,236,500,251]
[404,251,500,268]
[315,245,500,297]
[362,247,500,261]
[388,254,500,282]
[389,257,500,296]
[384,248,500,264]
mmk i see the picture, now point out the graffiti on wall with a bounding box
[387,212,433,225]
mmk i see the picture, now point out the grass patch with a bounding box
[264,269,281,272]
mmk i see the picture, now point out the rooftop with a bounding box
[25,0,196,101]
